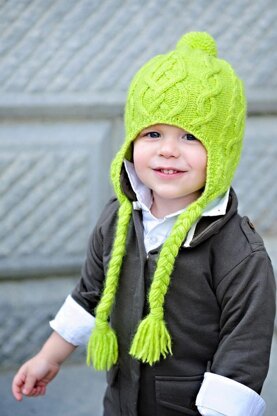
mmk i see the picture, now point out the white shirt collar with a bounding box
[124,160,153,211]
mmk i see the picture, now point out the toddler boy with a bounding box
[12,32,275,416]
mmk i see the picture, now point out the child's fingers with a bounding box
[12,372,26,401]
[36,382,47,395]
[21,374,38,396]
[27,388,39,397]
[12,371,42,400]
[35,387,45,397]
[31,385,46,397]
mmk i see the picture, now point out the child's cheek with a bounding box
[133,141,142,167]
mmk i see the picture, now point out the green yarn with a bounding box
[130,200,204,364]
[176,31,217,57]
[87,200,132,370]
[87,321,118,370]
[87,32,247,370]
[129,315,172,365]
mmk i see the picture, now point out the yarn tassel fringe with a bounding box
[129,315,172,365]
[87,324,118,371]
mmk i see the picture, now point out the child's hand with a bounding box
[12,355,60,401]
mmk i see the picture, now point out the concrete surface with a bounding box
[1,363,106,416]
[1,332,276,416]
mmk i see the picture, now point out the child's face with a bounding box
[133,124,207,214]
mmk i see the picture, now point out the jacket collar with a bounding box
[190,189,238,247]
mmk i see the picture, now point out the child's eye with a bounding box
[182,133,197,141]
[145,131,160,138]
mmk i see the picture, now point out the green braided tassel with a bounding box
[86,200,132,371]
[129,314,172,365]
[87,322,118,371]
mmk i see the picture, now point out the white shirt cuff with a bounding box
[196,372,265,416]
[50,295,95,346]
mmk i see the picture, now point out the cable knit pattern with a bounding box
[87,32,247,370]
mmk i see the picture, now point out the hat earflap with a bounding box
[130,200,204,365]
[87,199,132,370]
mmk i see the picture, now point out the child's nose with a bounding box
[158,138,180,158]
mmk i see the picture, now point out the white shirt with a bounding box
[50,161,265,416]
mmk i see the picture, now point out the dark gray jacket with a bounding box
[72,189,276,416]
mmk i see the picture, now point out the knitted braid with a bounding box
[130,200,204,364]
[87,199,132,370]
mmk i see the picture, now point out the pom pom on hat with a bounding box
[176,31,217,57]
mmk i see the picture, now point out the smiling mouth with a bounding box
[155,168,184,175]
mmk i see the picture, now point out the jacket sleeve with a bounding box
[71,197,118,315]
[211,235,276,394]
[195,216,276,416]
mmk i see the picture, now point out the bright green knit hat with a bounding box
[87,32,246,370]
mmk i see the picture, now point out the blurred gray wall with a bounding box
[0,0,276,370]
